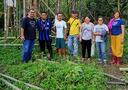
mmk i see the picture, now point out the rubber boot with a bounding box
[116,57,121,66]
[111,56,116,64]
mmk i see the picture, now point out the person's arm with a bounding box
[64,21,67,40]
[79,23,83,42]
[64,28,67,40]
[20,18,26,41]
[77,19,81,38]
[93,31,101,36]
[121,25,125,43]
[91,23,95,42]
[93,28,101,36]
[51,21,56,35]
[20,28,25,41]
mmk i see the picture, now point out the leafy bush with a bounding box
[0,47,107,90]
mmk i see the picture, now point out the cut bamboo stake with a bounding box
[0,37,16,39]
[107,81,126,85]
[119,68,128,71]
[0,73,43,90]
[104,73,128,84]
[0,78,21,90]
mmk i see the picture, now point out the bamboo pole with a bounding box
[4,0,8,42]
[118,0,120,11]
[0,78,21,90]
[0,73,43,90]
[23,0,26,17]
[41,0,55,16]
[0,37,16,39]
[104,73,128,84]
[56,0,61,13]
[119,68,128,71]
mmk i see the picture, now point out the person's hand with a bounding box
[64,35,67,40]
[121,37,124,44]
[79,38,82,42]
[95,32,101,36]
[92,39,95,44]
[20,35,25,41]
[77,35,80,39]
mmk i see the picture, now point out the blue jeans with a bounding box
[68,35,78,56]
[22,40,35,62]
[96,42,107,61]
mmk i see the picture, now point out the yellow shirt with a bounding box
[68,17,81,35]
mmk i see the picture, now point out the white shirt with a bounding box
[81,22,94,40]
[94,24,109,42]
[54,20,67,38]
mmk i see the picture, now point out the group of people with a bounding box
[20,8,125,66]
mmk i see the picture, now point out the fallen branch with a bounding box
[119,68,128,71]
[0,73,43,90]
[107,81,126,85]
[104,73,128,84]
[0,78,21,90]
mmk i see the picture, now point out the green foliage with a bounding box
[0,47,107,90]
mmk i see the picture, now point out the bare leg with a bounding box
[58,48,61,57]
[62,48,66,58]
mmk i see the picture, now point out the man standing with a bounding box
[37,12,53,60]
[67,11,81,57]
[54,13,67,58]
[20,9,36,63]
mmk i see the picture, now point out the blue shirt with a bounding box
[37,19,52,41]
[111,19,124,35]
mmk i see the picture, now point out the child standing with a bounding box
[93,17,109,65]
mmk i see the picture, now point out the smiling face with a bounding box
[71,12,78,18]
[41,13,48,20]
[57,13,63,21]
[98,18,103,25]
[28,9,35,18]
[84,17,90,24]
[114,12,120,19]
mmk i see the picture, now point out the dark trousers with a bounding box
[39,40,52,57]
[81,39,92,58]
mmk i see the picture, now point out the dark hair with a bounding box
[82,16,91,22]
[71,10,78,14]
[41,11,47,14]
[27,8,35,13]
[83,15,91,20]
[98,16,104,20]
[114,10,121,18]
[57,12,63,16]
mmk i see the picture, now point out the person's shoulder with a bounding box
[76,18,81,21]
[90,22,94,26]
[62,20,66,23]
[94,24,98,27]
[47,18,51,22]
[37,18,41,21]
[119,19,124,22]
[22,17,28,21]
[103,24,108,27]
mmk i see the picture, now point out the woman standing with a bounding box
[80,16,94,61]
[109,11,125,65]
[94,17,109,65]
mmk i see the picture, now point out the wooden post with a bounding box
[32,0,38,10]
[4,0,7,42]
[56,0,61,13]
[71,0,76,11]
[23,0,26,17]
[118,0,120,11]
